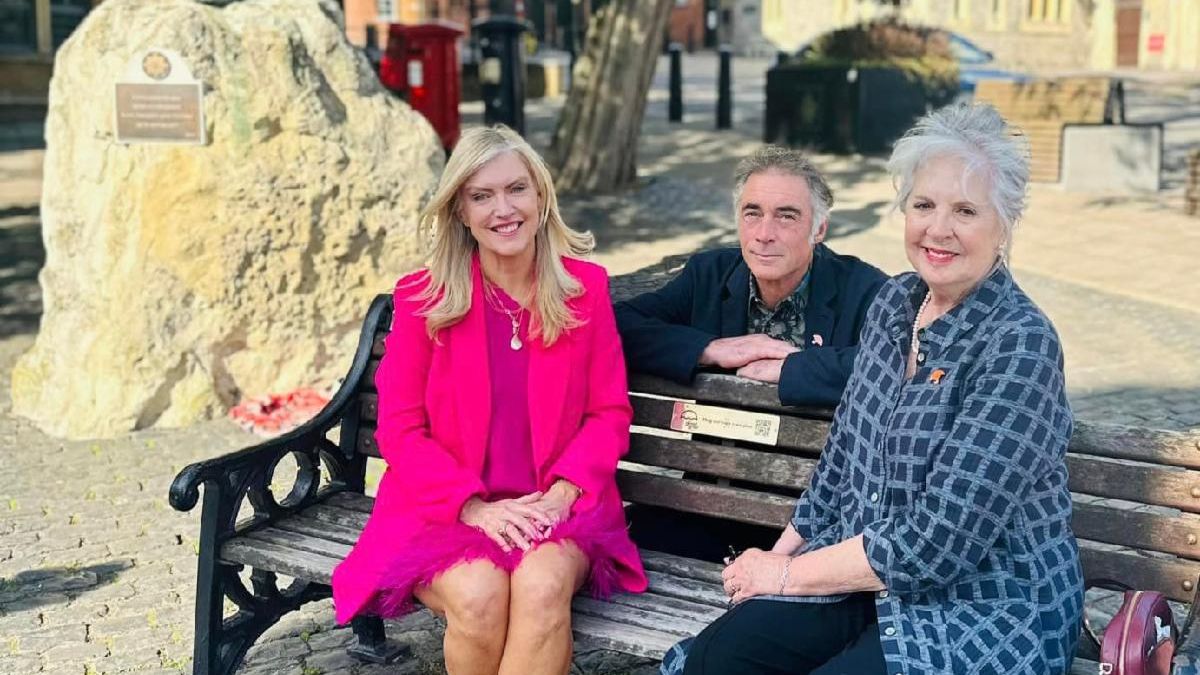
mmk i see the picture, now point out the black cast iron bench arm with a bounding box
[169,293,393,517]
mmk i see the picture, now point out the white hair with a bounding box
[887,102,1030,260]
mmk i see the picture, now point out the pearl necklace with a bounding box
[484,280,525,351]
[911,291,931,355]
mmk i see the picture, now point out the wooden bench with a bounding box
[975,76,1123,184]
[170,292,1200,674]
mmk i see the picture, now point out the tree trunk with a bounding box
[548,0,672,194]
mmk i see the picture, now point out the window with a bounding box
[0,0,38,53]
[954,0,971,23]
[1026,0,1070,24]
[988,0,1007,30]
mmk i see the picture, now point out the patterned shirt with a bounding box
[790,267,1083,674]
[747,272,810,348]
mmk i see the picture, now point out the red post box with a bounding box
[380,21,464,149]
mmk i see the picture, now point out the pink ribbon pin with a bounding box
[811,334,824,347]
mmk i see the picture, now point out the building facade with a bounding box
[750,0,1199,72]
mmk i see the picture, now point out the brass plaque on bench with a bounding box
[669,401,780,445]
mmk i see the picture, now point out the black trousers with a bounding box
[683,593,887,675]
[627,505,780,563]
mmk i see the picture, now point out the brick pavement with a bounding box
[3,54,1200,674]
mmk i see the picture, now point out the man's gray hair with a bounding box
[887,102,1030,260]
[733,146,835,243]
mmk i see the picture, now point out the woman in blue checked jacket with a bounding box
[663,102,1083,675]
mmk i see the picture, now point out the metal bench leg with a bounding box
[347,615,408,664]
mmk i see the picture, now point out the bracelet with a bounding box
[778,556,794,595]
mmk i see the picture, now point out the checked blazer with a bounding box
[791,266,1083,674]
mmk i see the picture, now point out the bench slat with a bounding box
[639,550,725,585]
[627,435,818,490]
[625,436,1200,519]
[629,373,831,420]
[1068,456,1200,512]
[274,515,364,546]
[326,491,374,513]
[571,613,680,659]
[1079,545,1200,604]
[572,596,710,638]
[305,503,369,530]
[617,471,793,528]
[643,570,729,608]
[243,527,352,560]
[221,537,339,585]
[631,396,830,453]
[629,374,1200,468]
[598,589,727,625]
[1074,503,1200,561]
[1067,425,1200,471]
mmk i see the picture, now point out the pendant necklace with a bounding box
[484,280,526,351]
[502,305,523,351]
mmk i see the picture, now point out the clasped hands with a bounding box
[722,547,793,605]
[700,334,799,384]
[459,480,581,553]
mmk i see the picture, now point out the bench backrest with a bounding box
[975,77,1114,183]
[624,373,1200,604]
[351,293,1200,603]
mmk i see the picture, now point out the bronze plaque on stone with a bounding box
[114,49,206,145]
[115,83,203,143]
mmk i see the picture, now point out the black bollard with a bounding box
[669,43,683,123]
[717,45,732,130]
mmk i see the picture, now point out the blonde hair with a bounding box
[412,125,595,345]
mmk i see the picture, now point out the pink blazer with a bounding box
[332,255,648,623]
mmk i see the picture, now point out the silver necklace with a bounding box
[911,292,931,355]
[484,281,525,351]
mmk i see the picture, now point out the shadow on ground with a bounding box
[0,560,132,612]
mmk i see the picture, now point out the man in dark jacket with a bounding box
[616,146,887,408]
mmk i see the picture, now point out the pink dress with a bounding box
[336,283,639,621]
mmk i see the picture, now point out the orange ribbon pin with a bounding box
[930,369,946,384]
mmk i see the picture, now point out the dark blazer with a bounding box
[614,245,887,407]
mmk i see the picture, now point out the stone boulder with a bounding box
[11,0,444,439]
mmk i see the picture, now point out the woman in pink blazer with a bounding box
[331,125,648,675]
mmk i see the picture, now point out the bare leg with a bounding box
[498,541,589,675]
[414,559,510,675]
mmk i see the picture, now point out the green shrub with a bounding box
[789,19,958,104]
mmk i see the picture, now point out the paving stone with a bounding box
[2,624,86,653]
[42,638,109,662]
[242,637,311,663]
[0,654,42,674]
